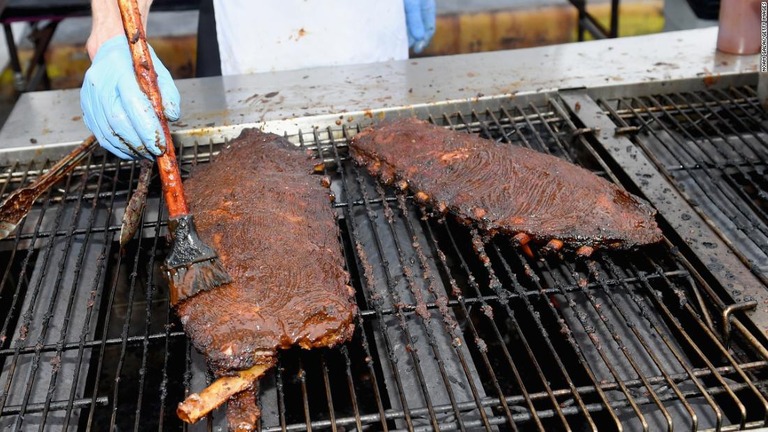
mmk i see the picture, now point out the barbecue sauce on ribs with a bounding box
[349,118,662,250]
[176,129,356,375]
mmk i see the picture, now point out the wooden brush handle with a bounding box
[117,0,189,219]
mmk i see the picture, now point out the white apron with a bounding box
[211,0,409,75]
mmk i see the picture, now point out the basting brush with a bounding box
[117,0,231,305]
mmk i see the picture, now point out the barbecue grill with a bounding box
[1,27,767,431]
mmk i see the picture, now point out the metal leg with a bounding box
[610,0,620,38]
[24,20,59,92]
[2,19,60,94]
[571,0,586,41]
[568,0,621,40]
[3,23,25,92]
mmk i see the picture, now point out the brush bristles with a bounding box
[168,258,232,306]
[164,214,232,305]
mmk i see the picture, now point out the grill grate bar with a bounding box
[349,267,691,318]
[485,235,594,430]
[0,331,186,356]
[718,86,768,140]
[311,128,393,432]
[606,96,757,126]
[594,96,759,326]
[347,142,448,431]
[331,122,498,431]
[0,161,20,197]
[418,210,523,431]
[107,208,147,430]
[319,337,337,432]
[544,254,663,428]
[594,257,704,427]
[131,195,166,430]
[599,88,768,288]
[510,99,644,423]
[600,256,717,427]
[79,161,120,429]
[1,396,109,416]
[0,158,56,344]
[684,301,768,425]
[338,345,366,432]
[581,88,768,428]
[155,288,176,430]
[525,361,767,400]
[83,160,157,429]
[654,91,768,242]
[298,357,313,432]
[256,370,768,432]
[699,88,768,151]
[494,239,628,430]
[8,222,130,242]
[451,107,603,430]
[274,354,288,430]
[691,89,768,225]
[665,160,768,172]
[284,131,378,431]
[303,129,384,431]
[393,189,494,432]
[43,153,112,431]
[598,257,715,426]
[0,152,97,430]
[641,255,767,429]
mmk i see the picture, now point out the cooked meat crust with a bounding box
[227,386,259,432]
[176,129,356,374]
[349,118,662,249]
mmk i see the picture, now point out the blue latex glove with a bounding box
[404,0,436,53]
[80,36,181,160]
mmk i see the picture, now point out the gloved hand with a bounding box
[80,36,181,160]
[404,0,436,54]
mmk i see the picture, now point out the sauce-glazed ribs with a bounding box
[349,118,662,255]
[175,129,356,427]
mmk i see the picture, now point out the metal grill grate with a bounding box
[598,86,768,288]
[0,94,767,431]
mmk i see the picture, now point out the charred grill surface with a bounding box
[175,129,356,374]
[350,118,663,251]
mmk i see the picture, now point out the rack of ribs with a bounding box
[175,129,356,429]
[349,117,663,256]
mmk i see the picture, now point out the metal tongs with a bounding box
[0,136,98,240]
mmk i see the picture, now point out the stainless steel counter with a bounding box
[0,26,760,163]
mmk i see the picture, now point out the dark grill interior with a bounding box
[598,87,768,287]
[1,88,767,431]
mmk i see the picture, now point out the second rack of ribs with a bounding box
[349,118,662,253]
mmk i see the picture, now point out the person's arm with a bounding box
[80,0,180,160]
[87,0,152,59]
